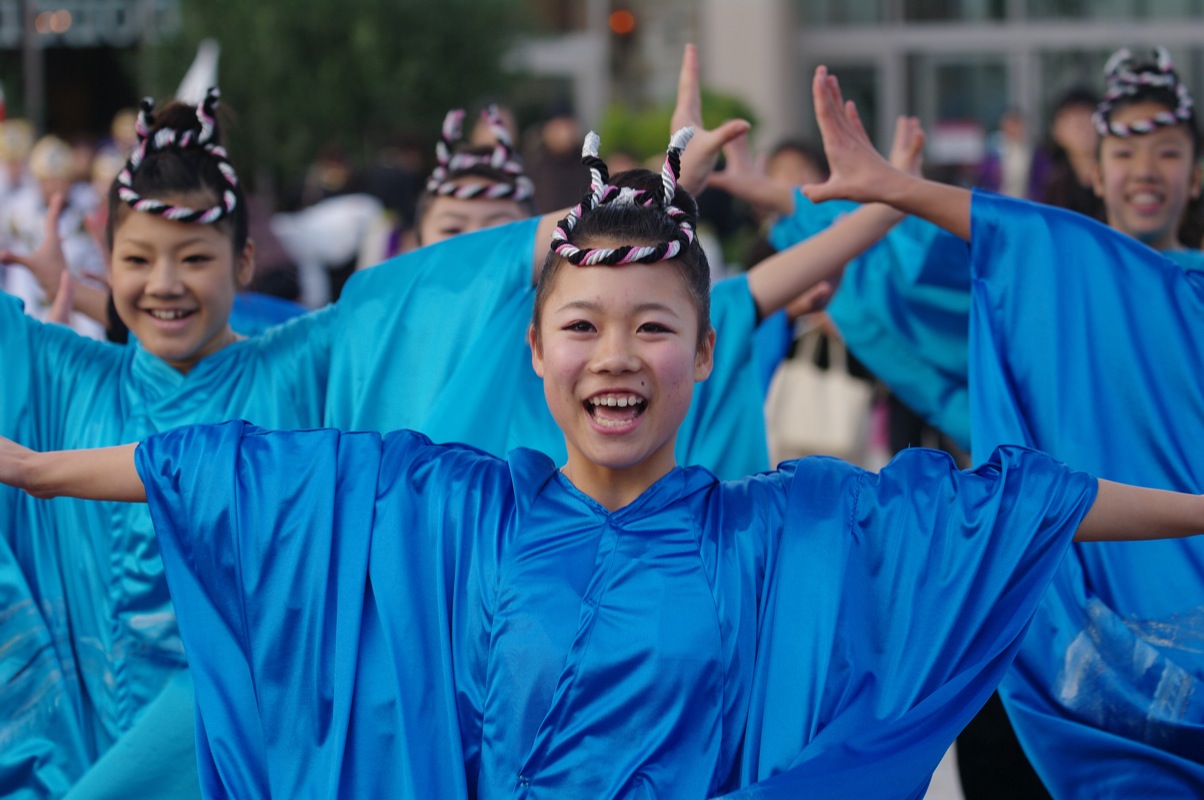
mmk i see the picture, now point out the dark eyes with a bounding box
[560,321,673,334]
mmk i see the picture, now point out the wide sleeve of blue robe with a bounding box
[732,446,1096,798]
[966,191,1204,796]
[137,420,1095,799]
[770,190,974,448]
[136,421,512,798]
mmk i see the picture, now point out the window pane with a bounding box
[903,0,1006,21]
[796,0,888,26]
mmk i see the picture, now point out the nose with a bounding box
[144,258,184,296]
[1132,147,1158,179]
[590,328,640,374]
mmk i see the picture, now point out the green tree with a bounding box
[144,0,532,193]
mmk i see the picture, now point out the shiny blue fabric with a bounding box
[0,292,335,799]
[228,290,307,337]
[326,223,772,479]
[967,192,1204,797]
[770,189,973,447]
[136,419,1095,799]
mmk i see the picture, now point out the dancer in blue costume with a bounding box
[805,54,1204,796]
[0,89,341,799]
[4,127,1204,800]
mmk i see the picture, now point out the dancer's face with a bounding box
[530,255,713,491]
[1094,100,1202,250]
[109,200,253,374]
[419,181,527,246]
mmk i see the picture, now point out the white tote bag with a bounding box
[765,327,874,465]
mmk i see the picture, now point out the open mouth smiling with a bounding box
[585,392,649,429]
[144,308,198,321]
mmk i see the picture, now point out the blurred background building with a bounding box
[517,0,1204,163]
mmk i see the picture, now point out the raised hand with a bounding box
[0,193,69,299]
[888,115,925,178]
[672,43,752,196]
[804,66,904,205]
[47,270,74,326]
[704,132,796,217]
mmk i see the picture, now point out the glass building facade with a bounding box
[791,0,1204,165]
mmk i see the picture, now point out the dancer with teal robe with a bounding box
[968,193,1204,795]
[801,55,1204,796]
[775,130,1204,800]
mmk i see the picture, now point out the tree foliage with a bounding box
[144,0,532,191]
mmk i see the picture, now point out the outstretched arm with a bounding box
[1076,480,1204,542]
[805,66,972,241]
[0,437,145,502]
[745,115,925,318]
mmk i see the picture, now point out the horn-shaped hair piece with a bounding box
[549,127,697,266]
[425,105,534,201]
[1093,46,1195,137]
[115,87,239,224]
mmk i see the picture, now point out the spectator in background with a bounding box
[1,134,106,338]
[976,107,1050,199]
[522,101,590,213]
[1040,87,1103,218]
[0,118,34,200]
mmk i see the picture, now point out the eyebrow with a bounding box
[118,236,214,249]
[555,300,681,316]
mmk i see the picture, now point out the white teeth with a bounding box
[589,393,645,407]
[148,309,191,321]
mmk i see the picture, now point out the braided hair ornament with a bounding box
[425,105,534,201]
[115,87,239,224]
[1093,47,1195,137]
[550,127,696,266]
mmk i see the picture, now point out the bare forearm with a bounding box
[866,170,972,241]
[1076,479,1204,542]
[716,173,796,216]
[747,201,903,317]
[72,281,110,325]
[23,443,145,502]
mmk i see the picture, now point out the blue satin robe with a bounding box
[965,193,1204,797]
[136,419,1095,799]
[770,189,973,447]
